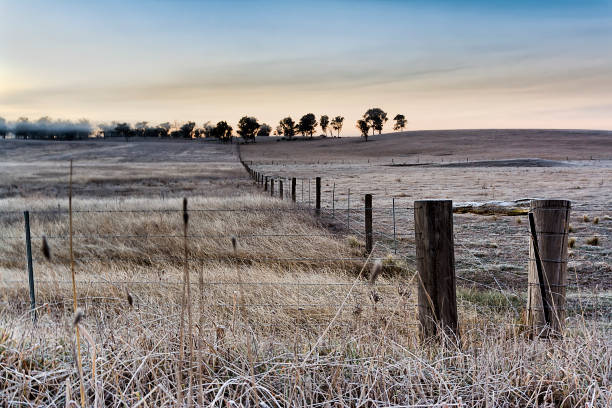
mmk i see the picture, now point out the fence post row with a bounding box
[315,177,321,215]
[414,200,457,341]
[365,194,373,254]
[527,199,571,337]
[24,211,36,322]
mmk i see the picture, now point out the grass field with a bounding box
[1,133,611,406]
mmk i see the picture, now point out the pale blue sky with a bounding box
[1,0,611,131]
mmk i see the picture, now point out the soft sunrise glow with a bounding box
[1,0,611,131]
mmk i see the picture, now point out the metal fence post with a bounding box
[24,211,36,322]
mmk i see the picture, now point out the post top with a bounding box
[530,199,571,209]
[414,199,453,205]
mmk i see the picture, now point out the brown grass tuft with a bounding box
[586,236,600,246]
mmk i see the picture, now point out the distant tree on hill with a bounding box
[320,115,329,136]
[114,122,132,141]
[364,108,388,135]
[393,114,407,131]
[215,121,233,143]
[330,116,344,138]
[298,113,317,138]
[356,119,370,141]
[274,124,283,136]
[180,121,196,139]
[237,116,260,143]
[202,121,215,138]
[134,121,148,137]
[157,122,171,138]
[258,123,272,136]
[279,117,297,139]
[0,117,7,139]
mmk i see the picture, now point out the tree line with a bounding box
[0,108,406,142]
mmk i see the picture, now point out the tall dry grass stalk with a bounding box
[68,160,86,408]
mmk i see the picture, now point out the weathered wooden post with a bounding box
[279,180,284,199]
[414,200,457,340]
[264,176,268,191]
[365,194,373,254]
[23,211,36,322]
[527,199,571,336]
[315,177,321,215]
[291,178,296,202]
[270,178,274,196]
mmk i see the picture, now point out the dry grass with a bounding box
[1,139,611,406]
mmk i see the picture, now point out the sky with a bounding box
[1,0,612,132]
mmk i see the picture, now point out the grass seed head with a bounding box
[369,260,382,285]
[41,235,51,260]
[182,197,189,225]
[231,236,237,254]
[73,309,84,327]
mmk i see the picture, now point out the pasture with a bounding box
[1,132,611,406]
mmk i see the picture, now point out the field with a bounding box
[1,132,612,406]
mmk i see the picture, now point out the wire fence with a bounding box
[1,159,611,333]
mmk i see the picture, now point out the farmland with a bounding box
[1,131,611,406]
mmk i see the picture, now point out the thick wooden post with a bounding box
[291,178,296,202]
[264,176,268,191]
[279,180,284,199]
[270,178,274,196]
[24,211,36,322]
[414,200,457,340]
[365,194,373,254]
[527,199,571,336]
[315,177,321,215]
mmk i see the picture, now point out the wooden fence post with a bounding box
[527,199,571,336]
[291,178,296,202]
[315,177,321,215]
[264,176,268,191]
[414,200,457,341]
[365,194,373,254]
[270,178,274,196]
[24,211,36,322]
[279,180,284,199]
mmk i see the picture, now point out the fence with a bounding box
[1,159,610,341]
[240,159,612,337]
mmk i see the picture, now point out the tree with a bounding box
[356,119,370,141]
[330,116,344,138]
[298,113,317,138]
[158,122,171,138]
[0,117,6,139]
[135,121,148,137]
[114,122,132,141]
[274,124,283,136]
[258,123,272,136]
[364,108,388,135]
[237,116,260,143]
[180,121,196,139]
[279,117,297,139]
[320,115,329,136]
[202,121,215,138]
[393,114,407,131]
[215,121,233,143]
